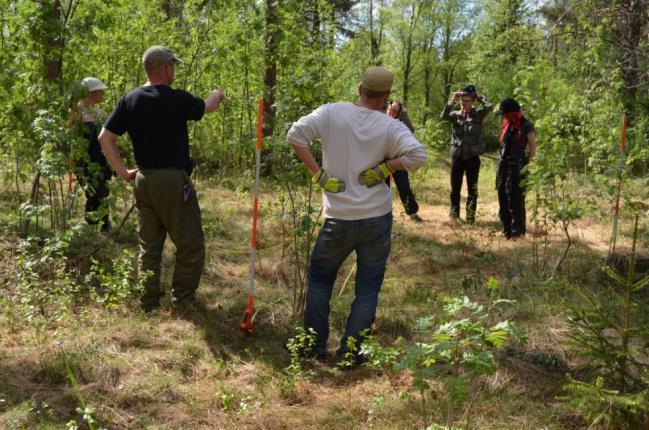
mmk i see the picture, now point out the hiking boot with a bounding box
[307,350,328,363]
[409,213,423,222]
[141,300,161,315]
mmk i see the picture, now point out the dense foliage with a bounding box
[1,0,647,181]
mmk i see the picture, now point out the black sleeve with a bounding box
[441,103,456,122]
[178,90,205,121]
[103,96,128,136]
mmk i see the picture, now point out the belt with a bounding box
[138,166,186,171]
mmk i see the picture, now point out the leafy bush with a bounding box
[362,282,526,429]
[85,249,145,310]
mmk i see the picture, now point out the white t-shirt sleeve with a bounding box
[286,104,329,147]
[387,120,428,172]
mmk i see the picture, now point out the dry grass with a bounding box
[0,158,639,429]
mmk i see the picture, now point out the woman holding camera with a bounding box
[441,85,492,224]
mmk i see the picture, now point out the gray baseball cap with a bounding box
[142,45,182,66]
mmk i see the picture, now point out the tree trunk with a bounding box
[422,62,432,124]
[619,0,646,119]
[368,0,383,65]
[401,2,422,105]
[263,0,278,139]
[43,0,63,83]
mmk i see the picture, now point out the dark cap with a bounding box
[462,85,477,96]
[142,45,182,66]
[495,98,521,115]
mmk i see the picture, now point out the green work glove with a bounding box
[359,162,393,188]
[312,169,346,193]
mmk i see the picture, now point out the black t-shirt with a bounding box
[104,85,205,169]
[502,118,535,161]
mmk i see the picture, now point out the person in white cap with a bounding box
[67,76,112,231]
[98,45,224,313]
[286,66,428,367]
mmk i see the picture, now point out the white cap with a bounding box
[81,77,107,92]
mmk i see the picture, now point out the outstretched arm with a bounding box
[204,89,225,114]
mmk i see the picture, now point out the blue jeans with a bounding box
[304,212,392,357]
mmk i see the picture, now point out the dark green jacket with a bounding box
[441,95,493,160]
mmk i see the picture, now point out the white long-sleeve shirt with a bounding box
[287,102,428,220]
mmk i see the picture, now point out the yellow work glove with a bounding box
[359,162,393,188]
[312,169,346,193]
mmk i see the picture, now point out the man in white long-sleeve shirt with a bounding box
[286,67,428,367]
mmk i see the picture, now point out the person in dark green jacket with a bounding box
[441,85,492,223]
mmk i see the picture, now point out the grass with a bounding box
[0,156,645,429]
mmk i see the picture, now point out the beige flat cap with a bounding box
[361,66,394,92]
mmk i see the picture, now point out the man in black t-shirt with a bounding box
[495,98,537,240]
[99,45,224,312]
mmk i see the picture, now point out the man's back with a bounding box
[104,85,204,170]
[287,101,426,220]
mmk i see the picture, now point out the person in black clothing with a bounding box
[387,100,422,222]
[441,85,492,224]
[98,45,224,312]
[495,98,537,239]
[67,77,112,231]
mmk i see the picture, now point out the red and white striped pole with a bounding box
[609,115,628,256]
[240,98,264,336]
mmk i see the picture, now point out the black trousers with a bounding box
[497,159,526,238]
[76,160,112,231]
[450,156,480,221]
[392,170,419,215]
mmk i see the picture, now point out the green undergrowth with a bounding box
[1,163,647,429]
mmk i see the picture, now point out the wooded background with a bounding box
[1,0,648,183]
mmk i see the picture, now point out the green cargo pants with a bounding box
[134,169,205,308]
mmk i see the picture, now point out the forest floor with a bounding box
[0,156,642,429]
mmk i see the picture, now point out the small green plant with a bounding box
[281,327,316,396]
[85,249,146,310]
[336,335,363,369]
[362,285,526,429]
[560,375,649,429]
[11,235,78,335]
[560,201,649,428]
[217,385,236,411]
[270,144,321,317]
[62,349,105,430]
